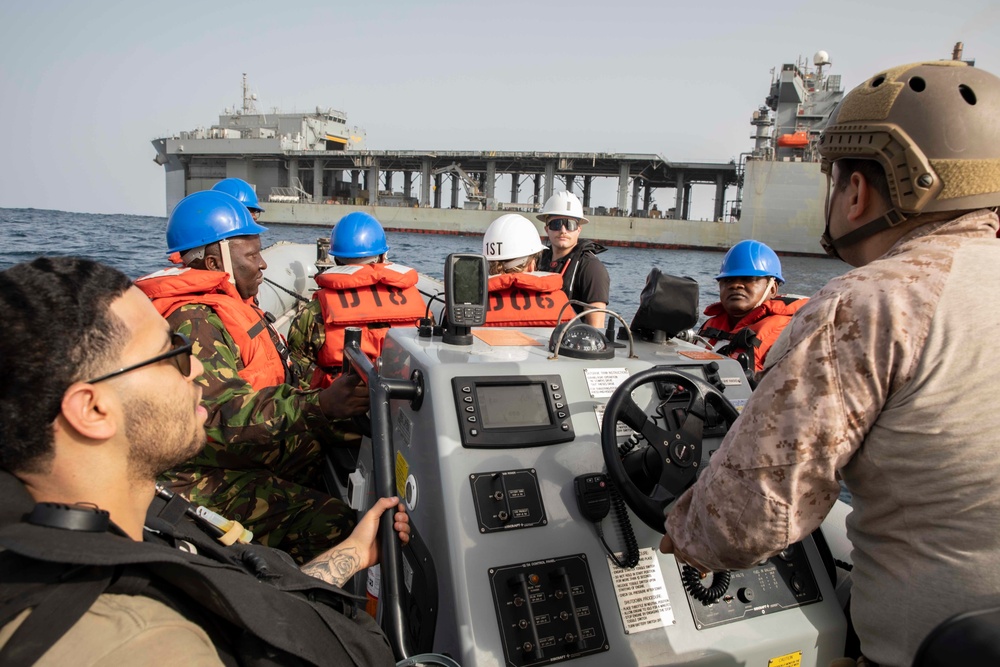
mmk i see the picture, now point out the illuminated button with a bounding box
[555,402,564,409]
[464,396,473,403]
[466,406,475,412]
[468,416,477,423]
[528,574,540,585]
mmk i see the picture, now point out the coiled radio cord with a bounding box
[681,565,731,604]
[597,484,641,569]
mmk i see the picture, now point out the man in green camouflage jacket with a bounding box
[288,212,425,389]
[136,189,368,563]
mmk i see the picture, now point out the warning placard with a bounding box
[594,403,634,438]
[767,651,802,667]
[394,451,409,498]
[584,367,630,398]
[608,548,674,634]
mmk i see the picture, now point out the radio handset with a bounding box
[575,474,611,522]
[442,253,488,346]
[574,473,640,569]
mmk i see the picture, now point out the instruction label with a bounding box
[608,548,674,634]
[584,367,630,398]
[594,403,634,438]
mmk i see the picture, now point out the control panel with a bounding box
[489,554,608,666]
[470,469,547,533]
[452,375,574,449]
[681,542,822,629]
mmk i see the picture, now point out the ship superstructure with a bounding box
[731,51,845,249]
[152,74,367,210]
[749,51,844,163]
[152,76,740,230]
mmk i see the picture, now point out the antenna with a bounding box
[241,73,259,115]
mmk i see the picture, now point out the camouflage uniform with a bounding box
[163,304,357,564]
[665,211,1000,666]
[287,299,326,384]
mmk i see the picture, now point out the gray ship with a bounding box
[151,56,859,256]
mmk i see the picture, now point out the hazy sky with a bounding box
[1,0,998,218]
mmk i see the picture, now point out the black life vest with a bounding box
[0,472,393,666]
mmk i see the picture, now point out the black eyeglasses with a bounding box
[546,218,580,232]
[85,333,194,384]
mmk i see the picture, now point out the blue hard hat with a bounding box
[716,240,784,284]
[211,178,265,213]
[330,212,388,258]
[166,190,269,254]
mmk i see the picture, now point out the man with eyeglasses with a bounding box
[136,190,370,564]
[0,257,408,665]
[537,191,610,328]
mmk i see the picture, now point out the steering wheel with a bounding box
[601,367,741,532]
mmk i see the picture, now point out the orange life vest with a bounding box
[699,296,807,373]
[312,263,425,386]
[485,272,572,327]
[135,267,287,390]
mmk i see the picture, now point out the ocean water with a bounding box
[0,207,848,325]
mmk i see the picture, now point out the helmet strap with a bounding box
[821,169,909,259]
[752,278,776,310]
[822,209,908,259]
[219,239,236,286]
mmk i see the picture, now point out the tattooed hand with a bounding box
[300,496,410,587]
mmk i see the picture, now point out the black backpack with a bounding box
[0,472,393,667]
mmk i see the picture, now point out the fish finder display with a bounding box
[453,257,484,304]
[476,384,551,428]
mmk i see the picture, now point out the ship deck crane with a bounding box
[431,162,486,207]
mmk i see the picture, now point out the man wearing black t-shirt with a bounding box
[537,191,610,327]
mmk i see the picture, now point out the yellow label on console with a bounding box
[767,651,802,667]
[395,451,409,498]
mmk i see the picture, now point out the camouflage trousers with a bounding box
[161,438,358,565]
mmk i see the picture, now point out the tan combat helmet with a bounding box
[818,61,1000,253]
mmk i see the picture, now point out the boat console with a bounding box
[257,242,848,666]
[340,309,846,666]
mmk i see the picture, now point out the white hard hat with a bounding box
[482,214,546,261]
[538,191,589,224]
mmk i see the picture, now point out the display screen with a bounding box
[452,257,484,304]
[476,384,552,428]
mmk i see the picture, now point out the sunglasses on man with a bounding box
[85,332,195,384]
[546,218,580,232]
